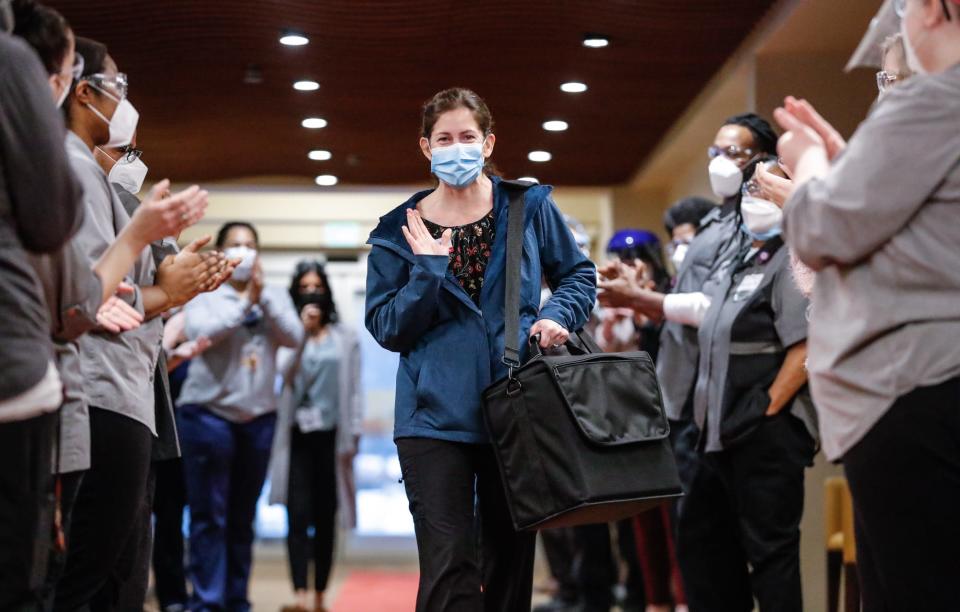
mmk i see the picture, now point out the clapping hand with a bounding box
[301,304,322,334]
[129,179,208,245]
[171,336,212,361]
[156,236,225,308]
[774,96,845,183]
[248,261,264,304]
[782,96,846,160]
[96,282,143,333]
[755,163,795,208]
[597,259,650,309]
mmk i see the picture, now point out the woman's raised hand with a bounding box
[402,209,452,256]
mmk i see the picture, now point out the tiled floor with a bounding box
[246,545,420,610]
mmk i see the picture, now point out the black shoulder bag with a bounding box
[481,181,683,531]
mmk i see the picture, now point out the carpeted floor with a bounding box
[330,570,420,611]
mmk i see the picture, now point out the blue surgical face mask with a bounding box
[741,223,782,242]
[430,141,485,188]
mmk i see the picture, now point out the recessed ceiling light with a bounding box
[294,80,320,91]
[543,120,569,132]
[582,34,610,48]
[308,149,332,161]
[315,174,338,186]
[528,151,552,163]
[280,31,309,46]
[301,117,327,129]
[517,176,540,183]
[560,82,588,93]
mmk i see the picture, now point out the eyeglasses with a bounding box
[876,70,900,93]
[708,144,755,161]
[70,53,85,81]
[84,72,129,100]
[118,145,142,163]
[742,178,763,198]
[895,0,953,20]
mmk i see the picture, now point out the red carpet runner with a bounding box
[331,571,419,611]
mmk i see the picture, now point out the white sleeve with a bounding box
[663,292,712,328]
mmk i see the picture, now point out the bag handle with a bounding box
[527,333,595,359]
[502,180,533,369]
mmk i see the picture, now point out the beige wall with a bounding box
[755,54,877,142]
[611,186,668,240]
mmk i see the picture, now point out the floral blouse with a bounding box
[423,210,496,306]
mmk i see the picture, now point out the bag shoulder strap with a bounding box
[501,180,534,367]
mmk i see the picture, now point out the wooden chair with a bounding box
[825,477,859,612]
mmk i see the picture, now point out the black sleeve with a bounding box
[0,37,83,253]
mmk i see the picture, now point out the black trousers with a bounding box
[286,428,338,592]
[539,528,578,602]
[573,520,645,611]
[152,457,189,609]
[541,521,643,610]
[678,413,815,612]
[42,470,84,611]
[396,438,536,612]
[0,411,57,611]
[53,407,153,611]
[574,524,617,610]
[114,466,157,610]
[843,375,960,612]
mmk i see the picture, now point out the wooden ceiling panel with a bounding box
[46,1,778,185]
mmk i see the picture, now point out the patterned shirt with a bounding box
[424,210,496,306]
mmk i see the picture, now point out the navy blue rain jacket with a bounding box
[365,177,597,443]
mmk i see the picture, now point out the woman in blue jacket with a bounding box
[365,88,596,611]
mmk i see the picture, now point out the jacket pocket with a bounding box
[410,325,487,436]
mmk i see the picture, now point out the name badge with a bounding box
[296,407,323,431]
[732,273,764,302]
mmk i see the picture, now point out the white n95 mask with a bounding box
[109,157,148,195]
[740,196,783,239]
[225,246,257,282]
[671,243,690,269]
[708,156,744,198]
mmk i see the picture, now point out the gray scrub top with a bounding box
[693,236,815,452]
[67,131,163,435]
[292,333,341,432]
[657,201,742,421]
[784,63,960,460]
